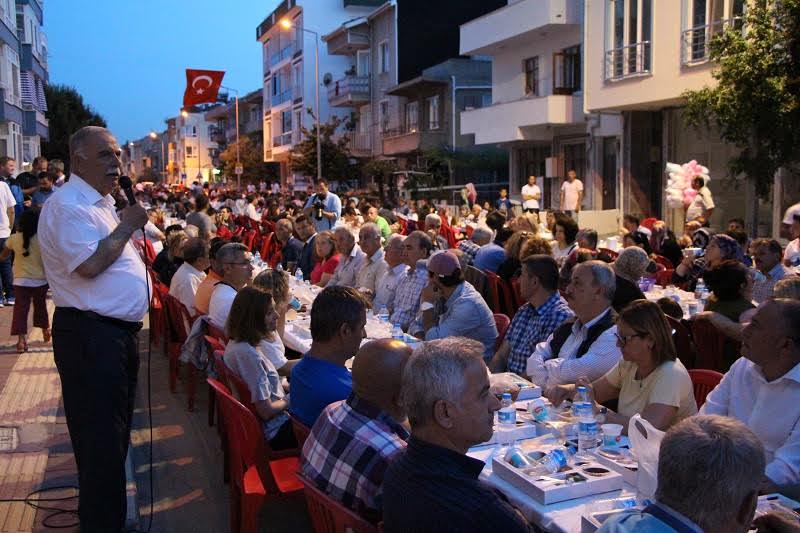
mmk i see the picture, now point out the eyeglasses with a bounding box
[615,332,644,347]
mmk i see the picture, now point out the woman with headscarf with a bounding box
[672,232,743,290]
[612,247,652,312]
[649,220,682,269]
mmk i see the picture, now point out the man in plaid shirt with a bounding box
[489,255,573,374]
[457,225,493,266]
[390,231,434,331]
[301,339,412,520]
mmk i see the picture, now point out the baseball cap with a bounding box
[427,251,461,276]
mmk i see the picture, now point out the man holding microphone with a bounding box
[39,126,150,531]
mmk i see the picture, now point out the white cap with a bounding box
[784,202,800,225]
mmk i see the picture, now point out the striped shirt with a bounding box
[389,262,428,331]
[752,263,792,304]
[505,293,574,375]
[301,394,409,517]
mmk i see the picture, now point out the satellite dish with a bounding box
[323,73,333,86]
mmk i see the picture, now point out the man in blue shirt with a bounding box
[474,227,513,273]
[31,174,56,207]
[303,178,342,233]
[290,286,368,427]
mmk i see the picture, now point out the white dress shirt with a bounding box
[208,283,237,329]
[245,203,260,222]
[373,263,408,312]
[355,248,388,295]
[38,174,149,322]
[526,307,621,388]
[0,181,16,238]
[326,244,366,288]
[169,262,206,314]
[700,357,800,485]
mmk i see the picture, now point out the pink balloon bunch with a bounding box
[664,160,710,209]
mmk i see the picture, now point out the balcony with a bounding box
[22,107,48,138]
[382,124,448,156]
[348,132,372,157]
[323,22,369,55]
[327,76,369,107]
[270,41,297,68]
[605,42,652,81]
[209,126,226,144]
[460,0,582,56]
[681,18,743,67]
[272,132,293,148]
[0,88,23,124]
[271,88,293,108]
[461,94,583,145]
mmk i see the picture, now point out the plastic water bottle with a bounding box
[377,306,390,323]
[276,262,283,272]
[498,393,516,426]
[694,278,706,300]
[251,251,261,268]
[575,386,599,456]
[530,446,577,475]
[295,268,304,284]
[391,323,403,340]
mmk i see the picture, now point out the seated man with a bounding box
[383,338,532,532]
[326,226,366,288]
[390,231,432,332]
[526,261,621,388]
[169,237,209,313]
[751,238,793,304]
[599,415,765,533]
[208,243,254,328]
[373,235,408,312]
[194,238,228,315]
[425,213,449,251]
[490,255,573,374]
[267,218,303,271]
[700,298,800,489]
[474,228,514,274]
[290,286,368,426]
[354,223,388,298]
[366,205,392,241]
[457,225,492,266]
[301,339,412,520]
[411,251,497,360]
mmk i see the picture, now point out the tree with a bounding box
[362,158,398,201]
[42,84,107,169]
[682,0,800,199]
[219,136,277,186]
[289,109,360,182]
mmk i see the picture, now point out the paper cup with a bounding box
[602,424,623,448]
[683,247,701,258]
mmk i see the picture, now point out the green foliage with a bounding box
[682,0,800,198]
[362,158,398,201]
[219,136,277,185]
[41,84,107,170]
[289,109,360,182]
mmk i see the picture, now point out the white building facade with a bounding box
[16,0,48,164]
[174,110,218,185]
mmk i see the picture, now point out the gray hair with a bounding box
[580,260,616,302]
[471,225,493,245]
[656,415,765,531]
[333,225,354,242]
[276,218,293,231]
[774,278,800,300]
[425,213,441,227]
[69,126,109,161]
[216,243,249,264]
[48,159,65,173]
[385,233,405,250]
[401,337,485,427]
[359,222,381,241]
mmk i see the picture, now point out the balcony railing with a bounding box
[605,41,652,81]
[681,18,743,66]
[327,75,370,106]
[348,132,372,155]
[271,89,293,107]
[270,42,296,67]
[272,132,293,147]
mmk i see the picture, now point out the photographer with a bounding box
[303,178,341,232]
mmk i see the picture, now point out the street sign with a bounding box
[234,164,243,175]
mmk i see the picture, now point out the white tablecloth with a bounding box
[284,315,420,354]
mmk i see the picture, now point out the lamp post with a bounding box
[280,18,322,183]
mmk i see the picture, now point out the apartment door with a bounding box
[602,137,618,210]
[626,111,663,219]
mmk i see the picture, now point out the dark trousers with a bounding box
[0,237,13,300]
[10,284,49,335]
[52,308,140,532]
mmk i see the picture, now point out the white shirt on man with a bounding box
[0,181,16,238]
[327,244,366,288]
[373,263,409,312]
[38,174,149,322]
[169,262,206,314]
[700,357,800,486]
[561,179,584,211]
[686,186,715,221]
[521,183,541,210]
[208,283,237,329]
[245,203,260,222]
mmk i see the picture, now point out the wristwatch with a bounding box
[420,302,435,312]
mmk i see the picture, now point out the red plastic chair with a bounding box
[510,277,524,308]
[484,270,517,319]
[690,319,737,373]
[298,473,378,533]
[289,414,312,449]
[163,293,196,409]
[688,369,724,409]
[598,248,619,260]
[397,217,408,235]
[242,229,258,252]
[208,378,302,533]
[653,255,674,270]
[207,322,229,344]
[641,217,658,231]
[493,313,511,352]
[666,316,696,369]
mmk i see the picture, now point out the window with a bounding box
[379,41,389,74]
[405,101,418,132]
[606,0,652,80]
[282,110,292,134]
[426,96,440,130]
[462,93,487,109]
[379,100,389,132]
[293,64,302,94]
[554,45,581,94]
[523,57,539,95]
[186,145,194,157]
[357,50,370,76]
[295,110,302,131]
[684,0,746,64]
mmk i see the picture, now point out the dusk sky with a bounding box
[45,0,281,143]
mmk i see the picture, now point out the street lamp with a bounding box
[280,17,322,183]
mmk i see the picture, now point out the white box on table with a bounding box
[480,421,538,446]
[592,448,639,486]
[493,445,624,505]
[494,372,542,400]
[581,508,629,533]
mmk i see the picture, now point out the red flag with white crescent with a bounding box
[183,69,225,108]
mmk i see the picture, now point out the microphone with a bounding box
[118,176,136,206]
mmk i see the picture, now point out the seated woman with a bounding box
[153,228,187,286]
[512,212,539,234]
[310,230,340,287]
[545,300,697,433]
[622,230,653,255]
[252,269,301,373]
[673,232,743,291]
[497,230,532,281]
[703,260,756,322]
[552,216,579,265]
[611,247,651,312]
[649,221,682,270]
[224,286,297,450]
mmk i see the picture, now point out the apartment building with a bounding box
[0,0,21,161]
[172,108,219,184]
[16,0,47,164]
[256,0,384,186]
[583,0,784,234]
[205,89,264,170]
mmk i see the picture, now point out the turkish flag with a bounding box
[183,69,225,108]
